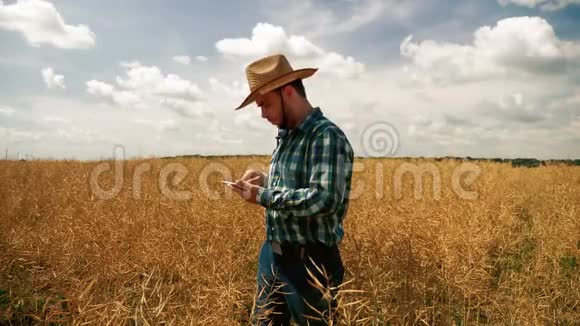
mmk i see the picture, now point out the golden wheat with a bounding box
[0,157,578,325]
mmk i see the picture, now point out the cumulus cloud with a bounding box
[0,0,95,49]
[86,80,114,97]
[41,67,66,89]
[86,62,209,117]
[401,16,580,85]
[478,93,547,124]
[215,22,365,79]
[434,92,549,132]
[401,82,580,158]
[86,79,140,107]
[195,55,208,62]
[528,90,580,129]
[160,98,214,119]
[209,78,248,99]
[115,62,203,100]
[498,0,580,11]
[407,115,476,146]
[172,55,191,65]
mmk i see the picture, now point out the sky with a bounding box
[0,0,579,160]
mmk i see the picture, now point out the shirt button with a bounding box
[271,227,275,231]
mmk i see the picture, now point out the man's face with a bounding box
[255,90,284,127]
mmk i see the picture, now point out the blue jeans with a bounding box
[252,240,344,325]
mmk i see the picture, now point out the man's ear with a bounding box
[282,84,293,98]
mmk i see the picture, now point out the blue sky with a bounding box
[1,0,579,159]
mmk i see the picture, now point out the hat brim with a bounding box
[234,68,318,110]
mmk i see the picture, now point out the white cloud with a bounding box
[8,63,580,159]
[0,105,15,115]
[86,79,141,107]
[115,62,203,100]
[401,16,580,84]
[133,118,179,132]
[407,115,477,146]
[173,55,191,65]
[0,126,43,143]
[86,80,114,97]
[160,98,214,119]
[3,4,579,160]
[263,0,416,38]
[55,126,112,144]
[498,0,580,11]
[41,67,66,89]
[215,22,365,79]
[201,132,244,145]
[196,55,208,62]
[216,23,293,57]
[233,110,269,133]
[0,0,95,49]
[86,62,208,117]
[482,92,547,123]
[173,55,208,65]
[209,78,248,99]
[43,116,70,123]
[316,52,365,79]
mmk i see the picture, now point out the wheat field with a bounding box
[0,157,579,325]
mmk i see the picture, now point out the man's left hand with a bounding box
[230,176,262,205]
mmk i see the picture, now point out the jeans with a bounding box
[252,240,344,325]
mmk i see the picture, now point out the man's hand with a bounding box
[230,176,262,204]
[239,169,266,187]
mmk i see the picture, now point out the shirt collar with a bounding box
[278,107,322,138]
[297,107,322,133]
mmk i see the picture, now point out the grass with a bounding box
[0,157,579,324]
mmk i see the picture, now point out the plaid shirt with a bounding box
[257,107,354,246]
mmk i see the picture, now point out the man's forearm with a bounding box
[257,186,339,217]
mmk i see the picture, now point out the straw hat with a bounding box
[235,54,317,110]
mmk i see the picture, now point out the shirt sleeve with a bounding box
[257,128,350,217]
[262,171,268,187]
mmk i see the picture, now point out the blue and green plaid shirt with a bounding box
[257,107,354,246]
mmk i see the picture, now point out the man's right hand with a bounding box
[238,169,267,187]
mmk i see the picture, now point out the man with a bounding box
[229,54,354,325]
